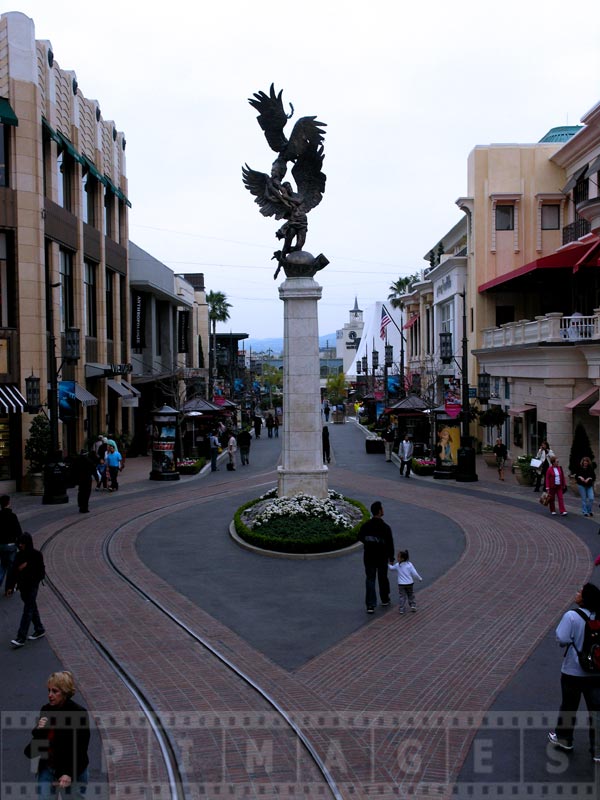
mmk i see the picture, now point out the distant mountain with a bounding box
[245,333,337,355]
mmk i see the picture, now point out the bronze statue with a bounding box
[242,84,329,279]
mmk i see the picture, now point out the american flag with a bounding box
[380,305,392,340]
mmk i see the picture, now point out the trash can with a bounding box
[456,444,478,482]
[42,456,69,504]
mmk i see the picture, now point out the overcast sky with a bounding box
[16,0,600,339]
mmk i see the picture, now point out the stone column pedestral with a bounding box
[277,276,328,499]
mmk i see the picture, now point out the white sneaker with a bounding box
[551,512,557,515]
[548,731,573,751]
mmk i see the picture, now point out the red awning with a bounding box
[508,404,536,417]
[565,387,599,410]
[590,399,600,417]
[403,313,420,330]
[479,240,600,293]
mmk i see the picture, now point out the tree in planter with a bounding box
[24,414,52,473]
[325,372,347,407]
[568,423,595,475]
[478,405,509,442]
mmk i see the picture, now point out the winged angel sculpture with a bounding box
[242,85,329,279]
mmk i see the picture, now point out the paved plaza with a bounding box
[1,420,600,798]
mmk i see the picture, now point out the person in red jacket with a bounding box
[545,455,568,516]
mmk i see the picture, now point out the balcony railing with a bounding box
[562,218,591,244]
[481,313,600,348]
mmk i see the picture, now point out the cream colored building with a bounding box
[0,11,131,489]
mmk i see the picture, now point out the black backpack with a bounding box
[572,609,600,673]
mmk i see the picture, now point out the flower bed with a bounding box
[411,457,436,476]
[176,458,205,475]
[235,489,369,554]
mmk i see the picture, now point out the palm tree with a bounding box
[206,290,232,395]
[388,273,420,309]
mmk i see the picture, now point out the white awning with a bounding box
[0,384,26,413]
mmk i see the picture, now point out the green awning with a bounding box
[56,131,86,166]
[42,117,62,144]
[0,98,18,126]
[104,175,132,207]
[82,154,108,186]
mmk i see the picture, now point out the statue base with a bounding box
[277,466,329,499]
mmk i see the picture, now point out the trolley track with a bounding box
[38,478,345,799]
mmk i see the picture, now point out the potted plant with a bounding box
[478,406,509,466]
[513,454,534,485]
[24,414,52,495]
[482,444,497,468]
[568,423,595,477]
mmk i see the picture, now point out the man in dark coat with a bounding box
[72,450,97,513]
[0,495,22,594]
[357,501,395,613]
[237,428,252,465]
[6,532,46,647]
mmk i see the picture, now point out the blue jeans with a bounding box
[210,448,218,471]
[17,586,44,641]
[37,766,88,798]
[577,484,594,515]
[364,562,390,609]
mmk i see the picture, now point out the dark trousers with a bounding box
[400,459,412,477]
[0,544,17,590]
[77,479,92,511]
[534,466,548,491]
[364,562,390,609]
[240,447,250,465]
[17,586,43,640]
[555,672,600,751]
[108,466,120,490]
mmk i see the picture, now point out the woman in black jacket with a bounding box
[6,532,45,647]
[25,670,90,797]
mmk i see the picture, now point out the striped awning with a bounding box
[120,379,140,397]
[107,378,134,398]
[74,383,98,407]
[0,384,26,413]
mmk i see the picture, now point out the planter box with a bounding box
[365,439,385,454]
[483,452,497,467]
[332,411,345,424]
[514,467,533,486]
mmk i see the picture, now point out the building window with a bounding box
[84,261,97,337]
[541,204,560,230]
[0,232,16,327]
[106,268,114,340]
[119,275,126,344]
[104,188,113,237]
[495,205,514,231]
[59,249,74,331]
[440,300,454,336]
[82,172,96,226]
[0,124,8,187]
[574,178,589,207]
[156,301,162,356]
[56,146,73,211]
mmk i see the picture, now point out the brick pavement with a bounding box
[3,427,599,798]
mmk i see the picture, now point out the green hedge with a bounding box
[234,495,369,554]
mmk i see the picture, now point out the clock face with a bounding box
[348,331,357,340]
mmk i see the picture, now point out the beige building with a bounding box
[0,11,131,489]
[473,117,600,460]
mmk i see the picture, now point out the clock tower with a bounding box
[336,297,365,373]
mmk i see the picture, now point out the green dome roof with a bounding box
[539,126,582,143]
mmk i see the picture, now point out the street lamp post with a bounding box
[437,291,477,482]
[456,290,477,482]
[44,326,81,504]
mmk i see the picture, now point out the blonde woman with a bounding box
[25,671,90,798]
